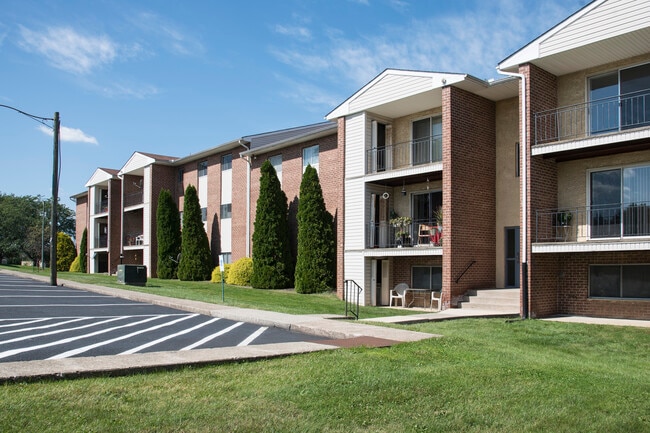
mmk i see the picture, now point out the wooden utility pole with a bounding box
[50,112,59,286]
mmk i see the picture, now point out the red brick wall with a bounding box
[522,63,559,316]
[533,251,650,319]
[391,256,443,306]
[442,85,497,306]
[108,178,122,274]
[231,152,248,262]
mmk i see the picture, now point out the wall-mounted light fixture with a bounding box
[426,177,430,190]
[401,181,406,196]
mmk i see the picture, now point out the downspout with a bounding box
[238,139,251,257]
[496,67,528,319]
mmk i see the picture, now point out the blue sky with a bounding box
[0,0,586,203]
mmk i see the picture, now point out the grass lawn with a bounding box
[1,319,648,432]
[1,265,648,432]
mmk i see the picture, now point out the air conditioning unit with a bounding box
[117,264,147,286]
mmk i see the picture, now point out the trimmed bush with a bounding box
[79,228,87,273]
[156,189,182,279]
[211,264,231,283]
[251,160,293,289]
[226,257,253,286]
[69,254,82,272]
[177,184,213,281]
[295,165,336,293]
[56,232,76,272]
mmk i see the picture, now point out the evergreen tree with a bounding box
[295,165,336,293]
[251,160,293,289]
[156,189,182,279]
[56,232,76,272]
[79,228,87,273]
[177,184,213,281]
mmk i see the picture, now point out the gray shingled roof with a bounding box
[243,121,336,152]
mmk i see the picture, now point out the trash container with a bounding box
[117,264,147,285]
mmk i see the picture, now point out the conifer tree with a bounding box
[251,160,293,289]
[177,184,213,281]
[156,188,182,279]
[79,227,87,273]
[295,165,335,293]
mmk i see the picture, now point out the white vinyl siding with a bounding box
[344,251,366,305]
[345,178,366,250]
[344,113,366,179]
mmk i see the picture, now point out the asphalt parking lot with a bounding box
[0,273,326,363]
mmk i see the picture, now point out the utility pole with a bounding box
[50,112,60,286]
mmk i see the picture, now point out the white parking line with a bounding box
[0,303,149,308]
[237,326,269,347]
[0,315,180,360]
[0,288,80,292]
[0,295,112,298]
[0,316,129,345]
[48,314,199,359]
[120,317,222,355]
[180,322,244,351]
[0,317,90,336]
[0,318,50,328]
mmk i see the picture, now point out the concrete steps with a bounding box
[458,288,520,314]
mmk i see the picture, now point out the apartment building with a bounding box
[73,123,342,289]
[498,0,650,319]
[326,69,521,309]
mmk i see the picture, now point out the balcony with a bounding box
[366,135,442,174]
[367,220,442,249]
[534,89,650,145]
[94,199,108,214]
[535,202,650,243]
[124,191,143,208]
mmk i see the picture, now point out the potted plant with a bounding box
[390,216,412,247]
[558,210,572,226]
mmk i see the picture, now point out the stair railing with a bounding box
[455,260,476,284]
[344,280,363,320]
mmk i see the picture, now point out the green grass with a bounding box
[1,319,648,432]
[0,265,419,318]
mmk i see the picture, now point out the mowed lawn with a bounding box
[1,317,648,432]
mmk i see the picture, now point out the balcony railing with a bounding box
[94,199,108,214]
[366,135,442,174]
[94,235,108,248]
[534,89,650,145]
[124,191,143,207]
[535,201,650,243]
[367,220,442,248]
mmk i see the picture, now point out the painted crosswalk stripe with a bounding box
[48,314,199,359]
[120,317,222,355]
[0,314,182,360]
[180,322,244,351]
[0,303,148,308]
[237,326,268,347]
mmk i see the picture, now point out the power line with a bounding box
[0,104,54,128]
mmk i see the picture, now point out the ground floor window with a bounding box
[412,266,442,290]
[589,264,650,298]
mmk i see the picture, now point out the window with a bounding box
[590,265,650,299]
[198,161,208,177]
[590,165,650,238]
[589,63,650,134]
[412,266,442,291]
[221,252,232,265]
[303,145,319,172]
[220,203,232,219]
[412,116,442,165]
[269,154,282,183]
[412,191,443,226]
[201,207,207,222]
[515,142,520,178]
[222,154,232,171]
[177,168,184,183]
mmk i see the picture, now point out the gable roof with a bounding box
[84,167,119,187]
[118,151,178,176]
[498,0,650,75]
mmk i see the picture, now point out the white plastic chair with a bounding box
[389,283,408,307]
[430,291,441,311]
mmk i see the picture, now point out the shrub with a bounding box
[226,257,253,286]
[211,264,231,283]
[56,232,76,272]
[69,254,82,272]
[79,228,87,273]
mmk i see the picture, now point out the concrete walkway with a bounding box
[1,270,647,381]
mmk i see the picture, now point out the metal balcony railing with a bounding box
[535,201,650,243]
[94,199,108,214]
[124,191,143,207]
[366,220,442,248]
[366,135,442,174]
[534,89,650,145]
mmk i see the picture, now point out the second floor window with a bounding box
[222,154,232,171]
[201,207,207,222]
[269,154,282,184]
[198,161,208,177]
[220,203,232,219]
[303,145,319,173]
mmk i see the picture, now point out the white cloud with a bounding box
[274,24,312,41]
[38,125,98,145]
[18,26,118,75]
[130,12,205,56]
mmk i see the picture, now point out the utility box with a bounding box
[117,264,147,286]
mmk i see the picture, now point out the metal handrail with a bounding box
[366,219,442,248]
[344,279,363,320]
[455,260,476,284]
[534,88,650,145]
